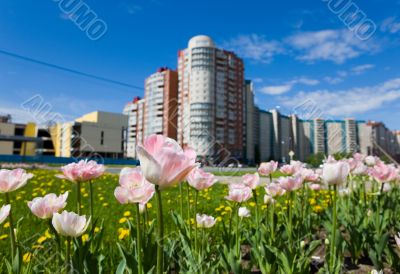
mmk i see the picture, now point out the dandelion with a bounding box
[118,228,130,240]
[23,252,33,263]
[0,234,8,240]
[82,234,89,242]
[119,217,128,224]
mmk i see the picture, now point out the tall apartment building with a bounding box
[123,97,145,158]
[123,68,178,158]
[122,34,399,164]
[177,35,245,162]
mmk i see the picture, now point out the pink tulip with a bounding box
[365,155,381,166]
[258,161,278,176]
[114,167,155,204]
[0,169,33,193]
[57,160,105,182]
[277,175,303,191]
[280,165,297,176]
[300,168,320,183]
[52,211,90,237]
[0,204,10,224]
[265,183,286,197]
[28,192,69,219]
[238,207,251,218]
[308,183,322,191]
[325,155,337,163]
[225,183,252,202]
[322,160,350,186]
[347,158,359,171]
[242,172,260,189]
[353,153,365,162]
[369,162,398,183]
[352,161,368,175]
[196,214,216,228]
[136,134,196,188]
[187,167,217,191]
[263,195,276,204]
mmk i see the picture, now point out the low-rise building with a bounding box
[52,111,128,159]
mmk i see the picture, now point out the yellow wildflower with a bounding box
[37,236,47,244]
[123,211,131,217]
[0,234,8,240]
[119,217,127,224]
[3,222,10,228]
[224,206,232,212]
[118,228,130,240]
[82,234,89,242]
[23,252,32,263]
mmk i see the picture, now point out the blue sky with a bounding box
[0,0,400,129]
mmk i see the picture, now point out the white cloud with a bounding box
[279,78,400,117]
[260,77,320,95]
[0,106,38,124]
[260,84,292,95]
[286,29,378,64]
[381,17,400,34]
[222,34,284,63]
[226,29,379,64]
[351,64,375,75]
[324,76,344,85]
[293,77,319,86]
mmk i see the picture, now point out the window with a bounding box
[100,131,104,145]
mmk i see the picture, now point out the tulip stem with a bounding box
[194,190,198,253]
[329,185,338,271]
[48,219,61,266]
[235,206,241,258]
[89,180,94,229]
[5,193,16,259]
[76,181,82,215]
[135,203,143,274]
[155,186,164,274]
[66,237,71,272]
[179,183,183,217]
[252,189,259,225]
[288,191,293,252]
[270,203,275,242]
[186,183,191,237]
[201,228,206,260]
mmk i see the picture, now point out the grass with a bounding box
[0,169,331,272]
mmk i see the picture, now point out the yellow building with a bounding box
[52,111,128,159]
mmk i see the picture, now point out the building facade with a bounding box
[0,115,54,156]
[177,35,245,162]
[123,67,179,158]
[122,35,399,164]
[52,111,128,159]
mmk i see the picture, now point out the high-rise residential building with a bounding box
[177,35,245,162]
[123,96,145,158]
[121,34,399,164]
[123,68,178,158]
[244,80,257,165]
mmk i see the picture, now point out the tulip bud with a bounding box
[325,238,329,245]
[300,241,306,249]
